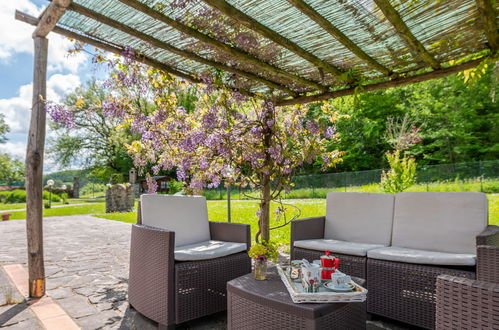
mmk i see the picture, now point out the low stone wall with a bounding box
[105,184,134,213]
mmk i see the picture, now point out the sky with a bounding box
[0,0,100,172]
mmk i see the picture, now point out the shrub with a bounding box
[42,190,61,202]
[168,180,184,194]
[380,151,416,193]
[80,183,107,196]
[4,190,26,203]
[109,173,124,184]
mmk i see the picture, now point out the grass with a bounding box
[0,198,104,212]
[96,195,499,246]
[2,181,498,247]
[203,178,499,200]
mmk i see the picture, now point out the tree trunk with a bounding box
[259,174,271,242]
[25,36,48,298]
[257,105,273,242]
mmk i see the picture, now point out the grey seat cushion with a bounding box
[175,240,247,261]
[325,192,395,246]
[392,192,488,254]
[367,246,476,266]
[294,239,386,257]
[140,194,211,247]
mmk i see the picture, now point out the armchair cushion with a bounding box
[140,194,211,247]
[174,240,247,261]
[392,192,488,254]
[367,246,476,266]
[294,239,385,257]
[325,192,395,246]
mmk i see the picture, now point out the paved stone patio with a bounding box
[0,216,408,329]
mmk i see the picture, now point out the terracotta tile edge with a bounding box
[2,264,81,330]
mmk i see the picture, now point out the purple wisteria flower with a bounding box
[46,103,75,128]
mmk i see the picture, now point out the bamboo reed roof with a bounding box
[17,0,498,105]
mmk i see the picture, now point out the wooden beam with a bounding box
[25,36,48,298]
[374,0,440,70]
[117,0,327,92]
[15,11,254,97]
[202,0,345,79]
[287,0,391,76]
[276,57,484,106]
[475,0,499,51]
[18,11,198,83]
[69,3,298,96]
[33,0,71,37]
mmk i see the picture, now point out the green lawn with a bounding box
[3,194,498,247]
[97,194,499,246]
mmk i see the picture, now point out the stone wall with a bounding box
[105,184,134,213]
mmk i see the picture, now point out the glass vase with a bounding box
[253,258,267,280]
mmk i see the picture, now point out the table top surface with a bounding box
[227,267,364,318]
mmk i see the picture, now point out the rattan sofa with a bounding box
[291,192,498,329]
[128,195,251,329]
[291,192,395,279]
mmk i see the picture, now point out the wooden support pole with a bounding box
[33,0,71,38]
[475,0,499,51]
[69,3,299,96]
[202,0,346,79]
[374,0,440,70]
[287,0,391,76]
[15,10,255,98]
[276,57,485,106]
[117,0,327,92]
[25,36,48,298]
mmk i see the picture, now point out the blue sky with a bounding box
[0,0,99,172]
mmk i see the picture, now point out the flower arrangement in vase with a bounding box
[248,241,278,280]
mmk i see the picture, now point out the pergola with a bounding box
[15,0,497,297]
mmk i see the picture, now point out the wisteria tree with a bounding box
[49,50,344,242]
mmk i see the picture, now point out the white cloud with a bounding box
[0,0,87,73]
[0,141,26,159]
[0,73,81,134]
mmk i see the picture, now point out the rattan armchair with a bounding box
[436,239,499,329]
[128,196,251,329]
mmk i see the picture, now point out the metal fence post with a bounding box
[227,184,231,222]
[479,161,483,192]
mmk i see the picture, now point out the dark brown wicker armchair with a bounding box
[436,238,499,329]
[128,196,251,329]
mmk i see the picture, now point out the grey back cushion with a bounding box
[140,194,211,247]
[324,192,395,246]
[392,192,488,254]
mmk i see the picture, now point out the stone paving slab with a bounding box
[0,215,409,329]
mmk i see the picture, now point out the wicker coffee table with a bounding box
[227,267,366,330]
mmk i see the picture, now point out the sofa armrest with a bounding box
[128,224,175,327]
[477,245,499,283]
[291,216,325,242]
[290,217,325,258]
[476,225,499,246]
[436,274,499,329]
[209,221,251,250]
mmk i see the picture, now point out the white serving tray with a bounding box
[276,265,367,304]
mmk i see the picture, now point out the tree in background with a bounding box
[0,115,24,185]
[325,67,498,172]
[46,80,135,182]
[0,114,9,143]
[380,114,423,193]
[0,153,24,185]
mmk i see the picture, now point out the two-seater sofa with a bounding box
[291,192,499,329]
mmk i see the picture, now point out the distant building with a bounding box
[139,176,172,193]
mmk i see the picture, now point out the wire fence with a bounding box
[204,160,499,199]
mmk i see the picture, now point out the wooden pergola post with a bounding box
[25,36,48,298]
[24,0,71,298]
